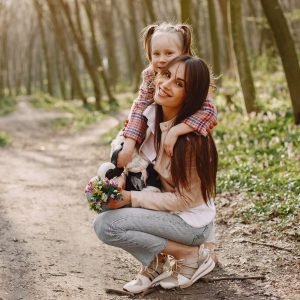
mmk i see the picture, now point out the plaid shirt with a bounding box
[123,65,218,144]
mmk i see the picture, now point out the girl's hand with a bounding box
[164,127,179,157]
[117,149,133,168]
[106,190,131,209]
[117,138,136,167]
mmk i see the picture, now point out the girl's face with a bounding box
[151,32,183,73]
[154,62,186,120]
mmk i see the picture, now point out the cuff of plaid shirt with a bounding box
[123,125,147,144]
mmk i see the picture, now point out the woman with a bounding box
[93,55,218,294]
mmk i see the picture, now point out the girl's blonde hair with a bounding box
[142,22,193,62]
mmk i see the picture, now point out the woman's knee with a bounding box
[93,210,128,245]
[93,212,115,244]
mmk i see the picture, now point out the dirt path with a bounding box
[0,97,299,300]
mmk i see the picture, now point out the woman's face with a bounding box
[154,62,186,120]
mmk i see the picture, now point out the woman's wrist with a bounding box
[122,190,132,206]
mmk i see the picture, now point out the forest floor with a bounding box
[0,96,299,300]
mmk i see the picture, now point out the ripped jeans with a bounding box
[93,208,215,266]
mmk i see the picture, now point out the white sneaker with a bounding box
[123,256,173,294]
[123,273,153,294]
[160,245,215,289]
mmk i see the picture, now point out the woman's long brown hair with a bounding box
[154,55,218,204]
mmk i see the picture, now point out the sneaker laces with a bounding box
[167,245,210,280]
[142,254,168,281]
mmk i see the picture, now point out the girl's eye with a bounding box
[176,81,183,87]
[152,52,159,56]
[162,71,170,78]
[167,52,174,56]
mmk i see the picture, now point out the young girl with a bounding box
[94,55,218,293]
[118,22,217,167]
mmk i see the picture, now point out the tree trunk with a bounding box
[95,0,119,90]
[191,1,203,57]
[85,0,116,106]
[113,3,133,83]
[0,22,7,98]
[26,30,36,95]
[143,0,156,23]
[207,0,221,79]
[261,0,300,124]
[127,0,144,92]
[55,49,67,99]
[74,0,84,40]
[230,0,256,113]
[59,0,101,108]
[218,0,236,78]
[180,0,192,23]
[46,0,86,104]
[34,0,54,96]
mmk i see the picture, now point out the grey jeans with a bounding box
[93,207,214,266]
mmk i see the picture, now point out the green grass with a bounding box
[30,93,106,131]
[215,111,299,220]
[0,131,10,147]
[0,96,17,116]
[215,66,299,227]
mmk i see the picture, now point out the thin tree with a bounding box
[55,48,67,99]
[0,7,8,97]
[26,22,36,95]
[207,0,221,79]
[218,0,236,77]
[34,0,54,96]
[192,1,203,57]
[143,0,156,23]
[127,0,144,91]
[113,2,134,83]
[95,0,118,88]
[84,0,116,106]
[59,0,103,108]
[230,0,256,113]
[181,0,192,23]
[261,0,300,124]
[46,0,86,104]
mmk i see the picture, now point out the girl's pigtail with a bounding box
[179,24,193,56]
[142,24,158,61]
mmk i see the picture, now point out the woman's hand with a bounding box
[117,174,126,190]
[106,190,131,209]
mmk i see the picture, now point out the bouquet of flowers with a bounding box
[84,176,122,213]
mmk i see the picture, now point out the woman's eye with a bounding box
[162,71,170,78]
[176,81,183,87]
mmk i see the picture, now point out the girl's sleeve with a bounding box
[123,66,156,144]
[183,97,218,136]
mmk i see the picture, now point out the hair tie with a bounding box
[175,25,185,35]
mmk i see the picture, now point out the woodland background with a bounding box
[0,0,299,240]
